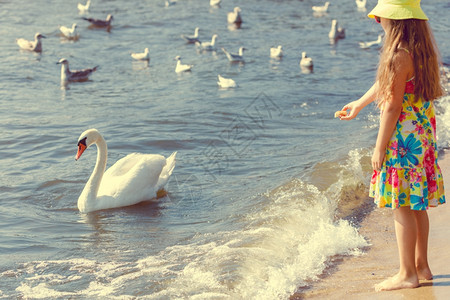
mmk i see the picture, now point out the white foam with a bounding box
[436,94,450,149]
[16,282,75,299]
[7,180,369,299]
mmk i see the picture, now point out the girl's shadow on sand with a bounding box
[420,274,450,287]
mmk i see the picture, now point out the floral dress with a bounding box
[369,79,446,210]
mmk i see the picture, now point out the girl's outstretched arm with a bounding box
[371,51,411,171]
[340,82,378,120]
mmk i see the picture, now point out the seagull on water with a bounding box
[16,33,46,52]
[312,2,330,13]
[222,47,246,62]
[195,34,218,51]
[78,0,91,13]
[217,75,236,88]
[355,0,367,10]
[270,45,283,59]
[329,19,345,40]
[359,34,383,49]
[300,52,313,68]
[227,7,242,24]
[83,14,113,27]
[60,23,79,39]
[174,56,193,73]
[165,0,176,7]
[131,48,150,61]
[210,0,221,7]
[181,27,200,44]
[57,58,98,82]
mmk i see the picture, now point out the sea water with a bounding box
[0,0,449,298]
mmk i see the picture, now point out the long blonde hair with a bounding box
[376,19,444,107]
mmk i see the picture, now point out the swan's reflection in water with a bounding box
[78,200,166,251]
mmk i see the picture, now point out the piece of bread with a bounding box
[334,110,347,118]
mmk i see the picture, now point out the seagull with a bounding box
[300,51,313,68]
[359,34,383,49]
[82,14,113,27]
[270,45,283,58]
[210,0,221,7]
[174,56,193,73]
[60,23,79,39]
[195,34,218,51]
[227,7,242,24]
[78,0,91,12]
[217,75,236,88]
[355,0,366,9]
[312,2,330,13]
[165,0,176,7]
[16,33,46,52]
[222,47,246,62]
[57,58,98,82]
[329,19,345,40]
[181,27,200,43]
[131,48,150,60]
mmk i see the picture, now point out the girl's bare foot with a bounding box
[374,273,419,291]
[417,267,433,280]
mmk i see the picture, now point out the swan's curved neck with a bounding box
[78,136,107,212]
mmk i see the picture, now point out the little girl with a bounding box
[339,0,446,291]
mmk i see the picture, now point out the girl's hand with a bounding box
[372,148,385,172]
[339,100,362,120]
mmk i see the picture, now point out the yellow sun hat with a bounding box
[368,0,428,20]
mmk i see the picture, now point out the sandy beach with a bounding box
[294,149,450,300]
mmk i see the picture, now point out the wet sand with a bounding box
[293,149,450,299]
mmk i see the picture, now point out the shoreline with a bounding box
[293,149,450,299]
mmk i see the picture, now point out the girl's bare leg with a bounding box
[413,210,433,280]
[375,207,419,291]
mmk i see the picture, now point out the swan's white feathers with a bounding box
[98,153,167,199]
[76,129,177,213]
[156,151,177,188]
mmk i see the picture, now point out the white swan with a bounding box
[312,2,330,13]
[329,19,345,40]
[270,45,283,58]
[222,47,246,62]
[227,7,242,24]
[16,33,46,52]
[300,51,313,68]
[131,48,150,60]
[174,56,193,73]
[60,23,79,39]
[181,27,200,43]
[75,129,177,213]
[359,34,383,49]
[195,34,218,51]
[217,74,236,88]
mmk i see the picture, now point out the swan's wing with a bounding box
[156,151,177,190]
[98,153,166,200]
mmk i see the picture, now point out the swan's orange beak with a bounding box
[75,143,87,161]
